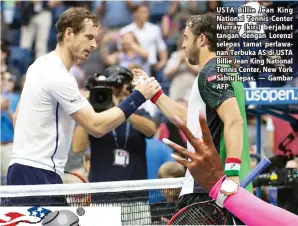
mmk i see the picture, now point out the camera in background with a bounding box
[85,66,133,112]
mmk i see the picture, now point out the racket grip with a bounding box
[240,157,271,188]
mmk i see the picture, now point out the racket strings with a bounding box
[63,171,92,206]
[170,201,228,225]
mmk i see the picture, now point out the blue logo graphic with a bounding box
[245,88,298,105]
[0,207,85,226]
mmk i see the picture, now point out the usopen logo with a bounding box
[0,207,85,226]
[245,88,298,104]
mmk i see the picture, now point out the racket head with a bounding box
[167,200,228,225]
[64,171,88,183]
[63,171,92,206]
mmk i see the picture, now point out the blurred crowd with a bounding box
[1,1,298,189]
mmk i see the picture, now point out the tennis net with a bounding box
[0,178,184,225]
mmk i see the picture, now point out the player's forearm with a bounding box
[225,188,298,225]
[72,126,89,153]
[224,118,243,159]
[209,179,298,226]
[128,114,156,137]
[91,107,126,138]
[155,94,187,125]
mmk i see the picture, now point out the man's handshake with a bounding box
[133,76,161,100]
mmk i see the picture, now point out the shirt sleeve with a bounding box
[198,66,235,109]
[46,73,89,115]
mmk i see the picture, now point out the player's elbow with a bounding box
[92,132,104,138]
[89,127,104,138]
[89,122,106,138]
[226,117,243,130]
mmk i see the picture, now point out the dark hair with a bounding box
[185,13,217,52]
[132,3,149,13]
[56,7,99,44]
[0,43,9,65]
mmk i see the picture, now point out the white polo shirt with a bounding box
[120,22,167,65]
[10,53,90,177]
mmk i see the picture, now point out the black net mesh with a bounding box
[0,179,183,225]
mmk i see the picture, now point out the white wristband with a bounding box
[215,179,239,208]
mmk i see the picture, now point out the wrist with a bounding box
[118,90,146,119]
[225,157,241,177]
[215,178,239,208]
[127,114,134,122]
[209,175,226,200]
[150,90,163,104]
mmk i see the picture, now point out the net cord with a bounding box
[0,178,184,198]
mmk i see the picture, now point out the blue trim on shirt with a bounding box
[51,103,59,172]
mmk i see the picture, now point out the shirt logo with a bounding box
[70,97,82,103]
[207,75,217,82]
[230,163,236,170]
[130,101,136,109]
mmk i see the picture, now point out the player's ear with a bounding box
[64,27,74,41]
[199,33,207,47]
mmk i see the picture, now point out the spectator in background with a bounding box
[146,136,175,223]
[150,161,186,224]
[96,1,140,32]
[163,37,199,102]
[161,1,199,42]
[63,1,91,9]
[72,66,156,183]
[1,43,21,81]
[1,72,20,185]
[19,1,52,58]
[1,13,11,44]
[120,3,168,78]
[146,138,174,180]
[102,32,150,74]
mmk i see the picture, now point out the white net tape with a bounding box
[0,178,184,225]
[0,178,184,197]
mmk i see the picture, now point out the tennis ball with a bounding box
[42,210,79,226]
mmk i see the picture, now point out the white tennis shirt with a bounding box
[10,53,90,177]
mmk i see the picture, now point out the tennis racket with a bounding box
[167,157,271,225]
[64,170,88,183]
[63,170,92,206]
